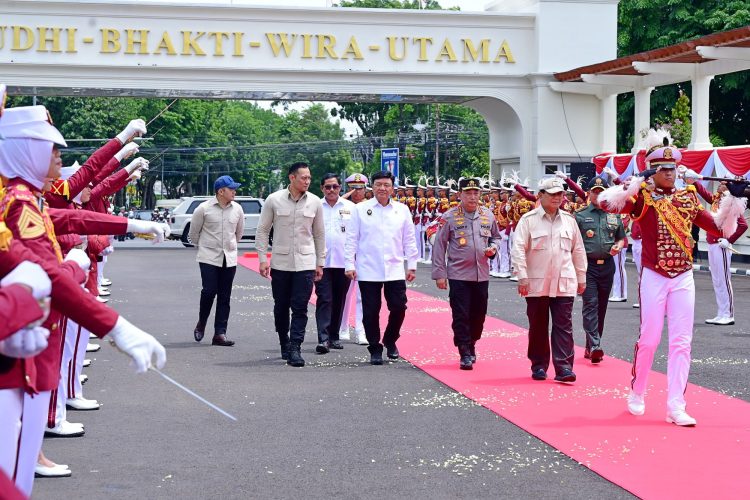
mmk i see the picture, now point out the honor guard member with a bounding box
[0,102,167,495]
[431,178,501,370]
[598,129,746,426]
[688,178,748,325]
[574,176,626,364]
[339,173,368,344]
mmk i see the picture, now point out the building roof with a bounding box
[555,25,750,82]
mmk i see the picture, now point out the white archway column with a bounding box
[688,75,714,150]
[600,93,617,153]
[632,86,654,153]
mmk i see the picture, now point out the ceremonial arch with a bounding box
[1,0,619,184]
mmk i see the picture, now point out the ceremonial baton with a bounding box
[109,341,238,421]
[146,99,178,127]
[149,367,238,422]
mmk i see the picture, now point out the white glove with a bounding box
[603,167,618,181]
[126,220,170,243]
[114,142,140,162]
[116,119,147,144]
[107,316,166,373]
[718,238,730,249]
[129,170,142,181]
[124,157,149,175]
[1,261,51,300]
[555,171,568,179]
[100,246,114,256]
[64,248,91,272]
[0,326,50,359]
[679,166,703,181]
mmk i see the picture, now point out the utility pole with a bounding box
[160,158,164,199]
[434,104,440,182]
[205,165,209,195]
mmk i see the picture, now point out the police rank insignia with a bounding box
[367,209,372,216]
[586,229,594,238]
[458,237,467,246]
[17,205,46,239]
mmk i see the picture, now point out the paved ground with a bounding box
[34,244,750,499]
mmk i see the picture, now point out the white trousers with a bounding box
[339,280,364,336]
[610,250,628,300]
[97,255,107,285]
[16,390,51,496]
[423,227,432,262]
[631,239,643,276]
[0,388,23,479]
[51,319,87,428]
[633,268,694,412]
[414,223,423,261]
[708,243,734,319]
[498,231,511,274]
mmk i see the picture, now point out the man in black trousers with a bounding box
[574,176,626,364]
[344,171,419,365]
[314,173,356,353]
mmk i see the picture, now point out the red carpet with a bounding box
[239,255,750,498]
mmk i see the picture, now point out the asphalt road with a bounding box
[34,246,750,499]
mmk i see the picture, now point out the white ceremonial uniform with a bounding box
[707,242,734,320]
[610,250,628,300]
[345,198,419,281]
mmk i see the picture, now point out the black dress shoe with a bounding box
[531,368,547,380]
[583,349,591,359]
[385,344,400,360]
[459,355,473,370]
[469,343,477,364]
[590,348,604,364]
[211,334,235,347]
[193,321,205,342]
[280,344,290,360]
[370,353,384,365]
[554,369,576,383]
[329,340,344,350]
[316,343,330,354]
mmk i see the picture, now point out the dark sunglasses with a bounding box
[323,184,340,190]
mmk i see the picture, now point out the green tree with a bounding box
[616,0,750,151]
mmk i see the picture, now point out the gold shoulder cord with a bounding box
[0,180,10,251]
[643,190,693,258]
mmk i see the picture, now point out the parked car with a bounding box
[168,196,264,247]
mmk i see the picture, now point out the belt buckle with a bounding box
[596,259,604,264]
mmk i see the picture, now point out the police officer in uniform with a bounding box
[431,177,501,370]
[574,176,626,363]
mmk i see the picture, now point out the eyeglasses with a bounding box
[323,184,340,190]
[373,183,392,189]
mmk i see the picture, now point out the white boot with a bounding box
[666,410,697,426]
[67,397,100,411]
[627,390,645,416]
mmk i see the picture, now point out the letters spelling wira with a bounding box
[0,26,516,63]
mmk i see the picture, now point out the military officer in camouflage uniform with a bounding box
[574,176,626,364]
[431,177,501,370]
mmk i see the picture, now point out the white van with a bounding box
[168,196,264,247]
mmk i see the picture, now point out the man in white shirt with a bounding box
[345,171,419,365]
[189,175,245,347]
[314,173,355,353]
[255,162,326,367]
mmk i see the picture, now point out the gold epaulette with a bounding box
[49,179,70,199]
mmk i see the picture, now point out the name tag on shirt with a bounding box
[339,209,351,220]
